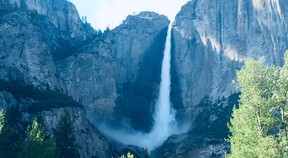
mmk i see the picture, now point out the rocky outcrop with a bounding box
[42,107,115,158]
[0,90,116,158]
[152,94,239,158]
[0,0,116,157]
[171,0,288,109]
[6,0,94,46]
[164,0,288,157]
[57,12,170,132]
[0,0,94,91]
[0,0,170,156]
[0,10,66,91]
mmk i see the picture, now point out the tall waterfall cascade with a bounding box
[98,22,181,152]
[149,23,176,148]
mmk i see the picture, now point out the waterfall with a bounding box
[149,23,176,145]
[97,22,181,152]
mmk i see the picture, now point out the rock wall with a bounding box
[0,1,116,157]
[152,94,239,158]
[171,0,288,109]
[0,0,94,90]
[7,0,94,44]
[42,107,115,158]
[0,0,170,156]
[0,10,66,91]
[157,0,288,157]
[3,0,288,156]
[57,12,169,132]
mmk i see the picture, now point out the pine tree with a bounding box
[55,109,79,158]
[18,118,56,158]
[143,148,149,158]
[0,126,20,158]
[0,107,23,158]
[120,152,134,158]
[0,109,4,133]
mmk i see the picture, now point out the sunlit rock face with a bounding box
[0,0,115,157]
[0,1,170,155]
[0,9,64,91]
[156,0,288,157]
[57,12,170,132]
[2,0,288,157]
[171,0,288,110]
[0,0,94,91]
[7,0,94,45]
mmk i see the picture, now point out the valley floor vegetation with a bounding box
[0,108,79,158]
[227,51,288,157]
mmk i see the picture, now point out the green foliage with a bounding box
[104,26,110,33]
[55,109,79,158]
[27,118,46,141]
[18,118,56,158]
[120,152,134,158]
[227,51,288,158]
[0,126,20,158]
[0,108,56,158]
[19,139,56,158]
[0,109,4,133]
[0,108,21,158]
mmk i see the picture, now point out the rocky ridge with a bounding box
[57,11,170,132]
[7,0,94,45]
[0,0,171,157]
[0,0,94,91]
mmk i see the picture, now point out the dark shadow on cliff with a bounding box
[170,28,191,130]
[0,79,82,113]
[113,26,168,132]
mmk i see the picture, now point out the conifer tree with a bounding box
[0,109,4,133]
[120,152,134,158]
[55,109,79,158]
[0,107,21,158]
[19,118,56,158]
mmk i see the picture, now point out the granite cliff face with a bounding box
[154,0,288,157]
[0,10,65,91]
[2,0,288,157]
[0,0,170,157]
[0,0,113,154]
[171,0,288,110]
[57,12,169,132]
[7,0,94,45]
[0,0,94,91]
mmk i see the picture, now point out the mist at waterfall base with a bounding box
[97,24,190,152]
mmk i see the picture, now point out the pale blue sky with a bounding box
[70,0,189,30]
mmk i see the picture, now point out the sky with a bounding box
[70,0,189,30]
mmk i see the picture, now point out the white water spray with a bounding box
[149,23,176,145]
